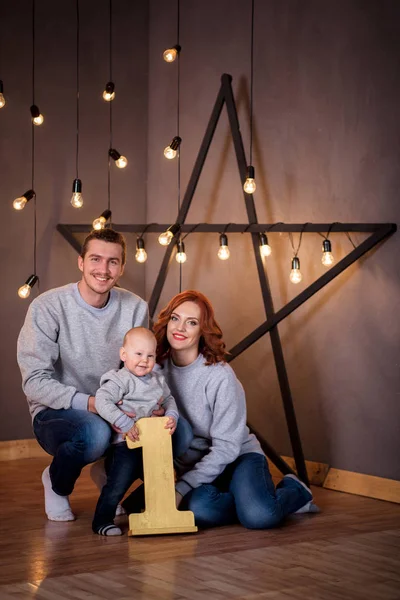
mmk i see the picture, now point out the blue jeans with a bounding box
[92,443,144,531]
[33,408,112,496]
[180,452,312,529]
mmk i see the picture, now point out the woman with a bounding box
[152,290,318,529]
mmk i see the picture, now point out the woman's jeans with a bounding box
[181,452,312,529]
[33,408,112,496]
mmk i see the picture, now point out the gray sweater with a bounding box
[95,366,178,435]
[159,354,263,497]
[17,283,149,420]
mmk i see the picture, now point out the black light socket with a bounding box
[260,232,269,246]
[169,136,182,151]
[109,148,121,161]
[136,237,145,251]
[105,81,115,94]
[72,178,82,193]
[291,256,300,270]
[322,239,332,253]
[30,104,40,118]
[23,189,36,202]
[177,240,185,253]
[219,233,228,247]
[247,165,255,179]
[0,80,3,94]
[173,44,181,54]
[25,274,39,288]
[100,209,112,221]
[168,223,180,237]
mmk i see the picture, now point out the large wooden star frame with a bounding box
[58,74,396,485]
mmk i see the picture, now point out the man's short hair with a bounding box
[80,228,127,266]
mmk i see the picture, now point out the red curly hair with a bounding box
[154,290,227,366]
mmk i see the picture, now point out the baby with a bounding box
[92,327,178,536]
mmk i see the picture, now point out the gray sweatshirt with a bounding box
[17,282,149,420]
[95,366,179,436]
[159,354,263,497]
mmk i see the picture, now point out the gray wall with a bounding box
[1,0,399,480]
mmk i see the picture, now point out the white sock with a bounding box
[96,524,122,536]
[90,460,126,517]
[42,466,76,522]
[294,501,321,514]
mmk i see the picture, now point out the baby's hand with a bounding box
[125,423,140,442]
[165,416,177,435]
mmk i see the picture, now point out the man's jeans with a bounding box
[33,408,111,496]
[180,452,312,529]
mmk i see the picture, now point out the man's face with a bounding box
[78,239,124,297]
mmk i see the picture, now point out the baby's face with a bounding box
[121,334,156,377]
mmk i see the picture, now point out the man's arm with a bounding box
[17,299,85,410]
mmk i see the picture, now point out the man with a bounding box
[17,228,149,521]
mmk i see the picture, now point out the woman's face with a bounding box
[167,301,202,355]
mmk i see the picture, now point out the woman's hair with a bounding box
[153,290,227,366]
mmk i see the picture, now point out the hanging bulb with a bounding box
[135,238,147,263]
[30,104,44,126]
[102,81,115,102]
[218,233,230,260]
[321,239,334,266]
[92,209,111,231]
[176,240,187,264]
[259,233,272,257]
[163,44,181,63]
[18,275,38,299]
[0,80,5,108]
[164,136,182,159]
[70,179,83,208]
[13,189,35,211]
[289,257,302,284]
[243,165,256,194]
[158,223,180,246]
[109,148,128,169]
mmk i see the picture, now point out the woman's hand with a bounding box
[165,416,177,435]
[125,423,140,442]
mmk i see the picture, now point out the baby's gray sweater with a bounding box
[160,355,263,497]
[17,283,148,419]
[95,366,178,435]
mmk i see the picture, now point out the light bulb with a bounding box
[71,179,83,208]
[0,94,5,108]
[13,197,28,211]
[321,239,334,266]
[259,233,271,257]
[218,233,230,260]
[289,257,302,284]
[33,114,44,126]
[18,284,32,299]
[164,146,177,159]
[13,189,35,211]
[103,81,115,101]
[176,240,187,263]
[243,165,256,194]
[135,248,147,263]
[18,275,38,299]
[163,45,180,62]
[115,156,127,168]
[135,238,147,263]
[93,216,106,230]
[71,193,83,208]
[158,230,174,246]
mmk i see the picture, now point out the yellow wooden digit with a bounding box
[126,417,197,536]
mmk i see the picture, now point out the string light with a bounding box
[244,0,256,195]
[0,80,5,108]
[30,104,44,126]
[218,233,230,260]
[175,239,187,263]
[158,223,180,246]
[71,0,83,209]
[164,136,181,159]
[109,148,127,168]
[321,239,334,266]
[289,257,302,284]
[135,238,147,263]
[103,81,115,101]
[163,44,181,63]
[259,232,271,257]
[13,189,35,211]
[71,179,83,208]
[92,209,111,230]
[18,275,38,299]
[244,165,256,194]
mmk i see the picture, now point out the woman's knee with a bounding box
[184,485,236,529]
[237,504,282,530]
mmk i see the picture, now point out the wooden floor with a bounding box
[1,458,400,600]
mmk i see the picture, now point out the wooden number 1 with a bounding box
[126,417,198,536]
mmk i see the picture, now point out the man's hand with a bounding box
[125,423,140,442]
[151,396,165,417]
[88,396,98,414]
[116,399,136,419]
[165,416,177,435]
[175,491,183,508]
